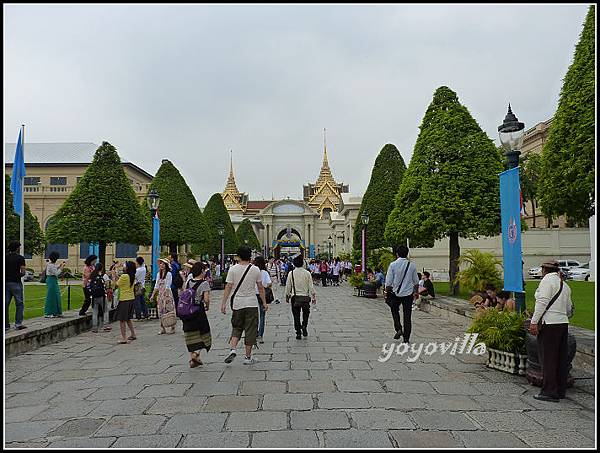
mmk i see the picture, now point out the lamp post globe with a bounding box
[361,211,370,226]
[498,104,525,169]
[147,188,160,212]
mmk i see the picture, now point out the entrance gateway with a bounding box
[273,227,305,259]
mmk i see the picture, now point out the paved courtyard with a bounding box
[4,284,596,448]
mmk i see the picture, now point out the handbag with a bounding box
[537,279,563,334]
[291,270,311,308]
[162,310,177,328]
[134,282,146,297]
[265,287,274,304]
[385,260,410,307]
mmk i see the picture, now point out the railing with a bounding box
[23,185,147,195]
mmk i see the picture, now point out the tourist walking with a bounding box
[254,256,273,344]
[332,258,341,286]
[169,253,183,307]
[134,257,149,321]
[529,259,573,402]
[80,254,97,316]
[385,245,419,342]
[319,260,329,287]
[5,241,27,331]
[89,263,111,332]
[180,262,212,368]
[111,261,137,344]
[220,246,268,365]
[286,255,317,339]
[151,258,177,335]
[44,251,65,318]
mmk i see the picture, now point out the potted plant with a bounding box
[467,309,528,375]
[454,249,503,295]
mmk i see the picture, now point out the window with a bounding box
[24,177,40,186]
[45,243,69,260]
[50,177,67,186]
[116,243,139,258]
[80,242,90,259]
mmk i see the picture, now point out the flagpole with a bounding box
[20,124,25,257]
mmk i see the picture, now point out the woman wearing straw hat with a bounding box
[151,258,177,335]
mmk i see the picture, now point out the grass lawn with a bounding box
[433,280,596,331]
[7,283,154,322]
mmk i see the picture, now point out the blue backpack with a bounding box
[177,281,202,319]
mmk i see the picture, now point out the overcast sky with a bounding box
[4,3,591,207]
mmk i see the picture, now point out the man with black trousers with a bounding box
[385,245,419,343]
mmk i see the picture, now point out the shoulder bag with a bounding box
[291,270,312,309]
[230,264,253,310]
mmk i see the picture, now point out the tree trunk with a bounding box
[449,232,460,296]
[169,242,178,256]
[531,199,536,228]
[99,241,107,269]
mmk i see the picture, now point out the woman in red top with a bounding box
[79,255,97,316]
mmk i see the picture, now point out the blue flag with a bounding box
[500,167,523,292]
[10,129,26,217]
[152,213,160,281]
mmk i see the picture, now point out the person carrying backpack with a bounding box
[89,263,111,332]
[179,262,212,368]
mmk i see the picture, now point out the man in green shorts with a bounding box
[221,246,269,365]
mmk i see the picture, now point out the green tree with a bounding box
[385,86,503,295]
[203,193,239,255]
[45,142,151,265]
[147,159,209,254]
[5,175,46,256]
[539,6,595,225]
[520,153,542,228]
[236,218,261,251]
[353,144,406,251]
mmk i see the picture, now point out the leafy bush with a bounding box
[454,249,502,293]
[377,249,395,273]
[349,272,365,288]
[467,309,527,353]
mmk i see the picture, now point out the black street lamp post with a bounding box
[361,211,370,277]
[217,224,225,272]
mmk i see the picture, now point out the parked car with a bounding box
[23,270,35,282]
[529,260,582,279]
[568,263,590,281]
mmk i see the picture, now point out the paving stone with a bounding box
[86,385,145,400]
[203,396,259,412]
[252,430,320,447]
[288,380,336,393]
[290,410,350,430]
[137,383,192,398]
[89,398,157,417]
[351,369,399,380]
[127,373,179,386]
[409,410,478,431]
[367,393,426,410]
[389,430,462,448]
[266,370,309,380]
[249,361,291,371]
[290,361,330,370]
[94,415,166,437]
[32,400,101,421]
[4,405,50,423]
[525,410,596,431]
[41,379,96,393]
[323,429,393,447]
[48,388,97,404]
[161,413,227,434]
[181,433,250,448]
[334,379,384,393]
[4,381,51,394]
[418,394,482,411]
[226,411,288,431]
[471,394,535,411]
[309,370,354,380]
[220,370,266,381]
[111,435,183,448]
[384,380,436,394]
[431,381,482,395]
[47,418,106,438]
[4,421,63,442]
[47,437,116,448]
[317,393,371,409]
[514,430,595,448]
[240,381,287,395]
[453,430,529,448]
[350,409,415,430]
[467,411,546,432]
[262,394,314,411]
[173,371,223,384]
[472,382,528,395]
[186,381,240,396]
[90,374,135,387]
[4,441,49,448]
[330,360,372,370]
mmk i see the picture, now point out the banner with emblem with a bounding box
[499,167,523,292]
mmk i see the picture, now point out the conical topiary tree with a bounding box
[539,6,595,225]
[45,142,151,265]
[147,159,209,255]
[236,218,261,251]
[5,174,46,256]
[203,193,239,255]
[353,143,406,251]
[385,86,503,295]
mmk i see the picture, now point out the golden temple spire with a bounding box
[316,128,334,186]
[323,128,330,169]
[223,150,240,196]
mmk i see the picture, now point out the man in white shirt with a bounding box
[285,255,317,339]
[385,245,419,342]
[134,257,148,320]
[221,246,268,365]
[529,259,573,402]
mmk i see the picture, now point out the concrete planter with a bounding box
[487,348,527,375]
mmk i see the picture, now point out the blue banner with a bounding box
[500,167,523,292]
[152,215,160,281]
[309,244,315,258]
[11,129,26,217]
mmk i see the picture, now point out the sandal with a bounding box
[118,339,129,344]
[189,353,202,368]
[128,336,137,341]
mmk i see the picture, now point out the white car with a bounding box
[568,263,590,281]
[529,260,582,279]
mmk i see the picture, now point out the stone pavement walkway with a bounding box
[4,284,596,448]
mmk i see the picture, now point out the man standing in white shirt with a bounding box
[221,246,269,365]
[385,245,419,342]
[134,257,148,320]
[529,259,573,402]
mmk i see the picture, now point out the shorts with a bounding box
[231,307,259,346]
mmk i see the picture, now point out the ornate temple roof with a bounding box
[221,152,246,213]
